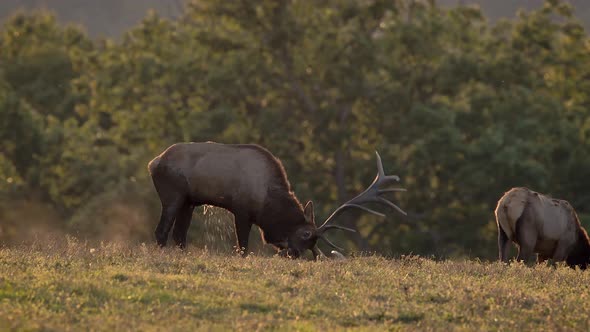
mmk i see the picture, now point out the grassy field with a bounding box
[1,239,590,331]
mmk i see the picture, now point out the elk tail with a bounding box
[495,188,528,241]
[148,156,162,176]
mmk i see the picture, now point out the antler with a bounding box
[316,151,407,251]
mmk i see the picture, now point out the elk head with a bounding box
[283,151,407,259]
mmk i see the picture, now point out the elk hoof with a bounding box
[155,232,167,247]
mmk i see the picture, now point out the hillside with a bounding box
[1,241,589,330]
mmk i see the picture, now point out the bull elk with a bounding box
[148,142,407,259]
[495,187,590,269]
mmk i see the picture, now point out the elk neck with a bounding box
[566,214,590,269]
[255,185,308,247]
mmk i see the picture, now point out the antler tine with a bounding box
[379,188,407,194]
[335,151,407,216]
[318,151,407,231]
[315,151,407,257]
[345,204,385,218]
[377,197,407,216]
[319,235,345,251]
[318,224,356,234]
[317,203,384,230]
[376,151,402,183]
[311,245,325,261]
[376,150,385,177]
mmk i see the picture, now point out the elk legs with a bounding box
[537,254,550,264]
[155,199,182,247]
[172,202,195,249]
[234,213,252,257]
[552,240,572,262]
[515,216,537,264]
[498,225,510,263]
[152,171,189,248]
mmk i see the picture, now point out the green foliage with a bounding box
[1,1,590,259]
[0,80,40,192]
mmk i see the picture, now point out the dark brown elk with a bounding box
[495,187,590,269]
[148,142,406,259]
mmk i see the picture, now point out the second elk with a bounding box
[495,187,590,269]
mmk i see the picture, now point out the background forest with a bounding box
[1,0,590,259]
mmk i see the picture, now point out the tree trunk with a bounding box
[333,106,371,251]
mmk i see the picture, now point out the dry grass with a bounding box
[1,238,590,331]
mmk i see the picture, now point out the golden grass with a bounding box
[1,238,590,331]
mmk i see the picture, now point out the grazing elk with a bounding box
[148,142,406,259]
[495,187,590,269]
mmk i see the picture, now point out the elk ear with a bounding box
[303,201,314,224]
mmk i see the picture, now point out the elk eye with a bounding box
[302,230,313,240]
